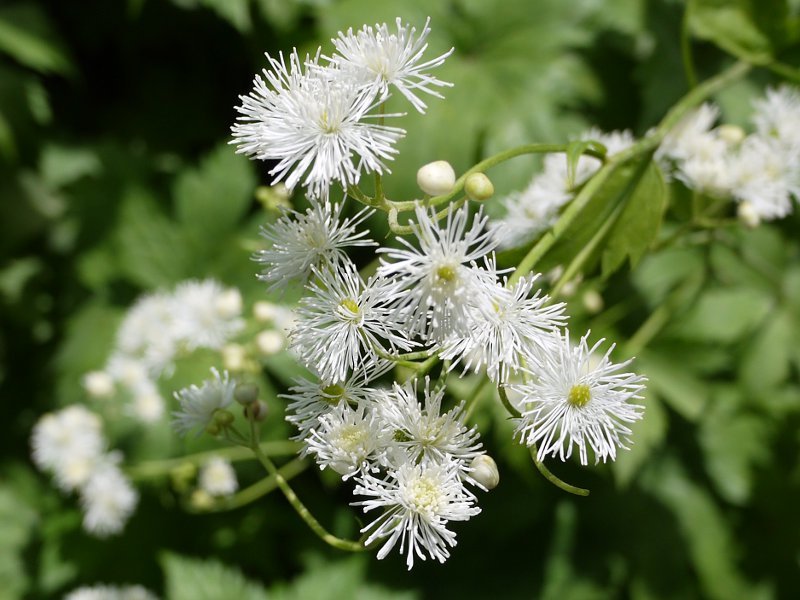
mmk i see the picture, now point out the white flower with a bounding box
[511,331,646,465]
[306,402,389,478]
[79,461,139,537]
[327,17,453,113]
[291,264,413,383]
[232,50,405,199]
[283,361,388,441]
[31,405,106,492]
[728,134,799,220]
[752,84,800,152]
[254,200,376,290]
[172,280,245,351]
[115,291,178,374]
[65,584,158,600]
[440,276,566,383]
[82,371,115,399]
[255,330,285,355]
[377,378,483,475]
[172,368,236,436]
[354,460,480,569]
[377,204,498,342]
[199,457,239,497]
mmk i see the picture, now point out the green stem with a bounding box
[251,442,365,552]
[509,60,750,284]
[196,458,309,512]
[388,196,467,234]
[497,386,521,419]
[391,144,603,213]
[529,447,590,497]
[126,441,301,481]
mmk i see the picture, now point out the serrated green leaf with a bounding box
[115,187,194,288]
[601,161,667,276]
[0,5,73,75]
[700,388,771,505]
[667,286,773,344]
[612,390,668,488]
[161,553,270,600]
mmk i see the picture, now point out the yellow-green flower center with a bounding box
[407,476,441,515]
[321,384,346,404]
[337,425,367,452]
[567,384,591,408]
[436,264,457,283]
[337,298,361,321]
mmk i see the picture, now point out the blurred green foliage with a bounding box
[1,0,799,598]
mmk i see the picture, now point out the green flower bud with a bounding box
[234,382,259,406]
[417,160,456,196]
[214,409,235,427]
[464,172,494,201]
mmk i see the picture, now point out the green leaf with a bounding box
[641,457,771,600]
[638,352,707,421]
[199,0,251,32]
[700,387,771,505]
[0,484,37,599]
[115,187,194,288]
[0,5,73,75]
[565,140,606,189]
[601,161,667,277]
[612,390,668,488]
[689,0,773,62]
[631,246,704,307]
[667,286,773,344]
[174,144,255,244]
[39,145,101,189]
[740,309,794,391]
[161,553,270,600]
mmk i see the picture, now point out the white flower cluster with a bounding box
[242,17,646,568]
[31,406,138,537]
[64,584,158,600]
[657,86,800,222]
[85,279,244,423]
[232,18,452,199]
[491,128,635,249]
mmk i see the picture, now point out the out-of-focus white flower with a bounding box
[115,292,178,372]
[64,584,158,600]
[752,84,800,152]
[172,280,245,351]
[512,331,646,465]
[728,135,800,220]
[222,343,248,371]
[232,50,405,199]
[255,201,375,290]
[79,461,139,537]
[31,405,106,492]
[440,276,566,383]
[82,371,115,399]
[326,17,453,113]
[292,265,413,383]
[377,204,498,342]
[172,368,236,436]
[306,402,389,478]
[354,460,480,569]
[129,379,165,423]
[198,457,239,497]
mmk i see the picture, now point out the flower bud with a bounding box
[222,343,247,372]
[737,201,760,229]
[582,289,604,314]
[234,382,259,406]
[82,371,115,399]
[215,289,243,319]
[470,455,499,490]
[253,301,278,323]
[214,409,235,428]
[190,489,214,511]
[717,124,746,145]
[256,330,284,355]
[464,172,494,201]
[417,160,456,196]
[245,400,268,422]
